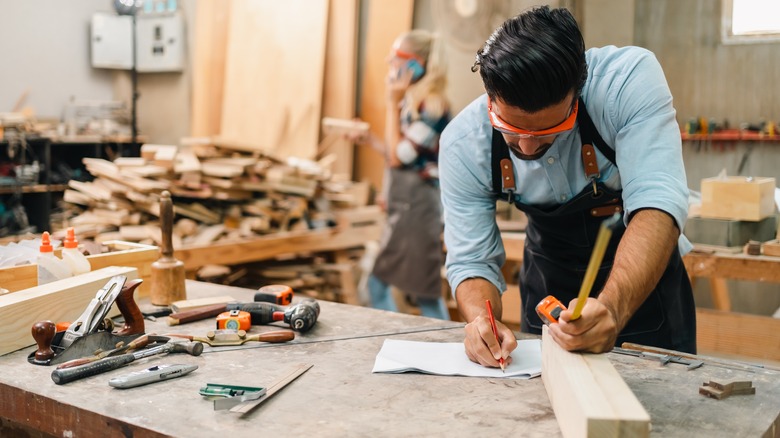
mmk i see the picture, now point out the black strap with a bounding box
[491,127,510,199]
[576,97,615,164]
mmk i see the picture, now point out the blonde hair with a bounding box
[398,30,448,121]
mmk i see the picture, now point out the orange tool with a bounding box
[216,310,252,331]
[536,295,567,326]
[255,284,293,306]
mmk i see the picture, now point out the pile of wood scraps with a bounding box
[59,143,373,249]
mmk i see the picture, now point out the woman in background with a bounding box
[356,29,451,320]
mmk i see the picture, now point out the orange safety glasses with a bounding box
[488,98,578,139]
[393,48,425,64]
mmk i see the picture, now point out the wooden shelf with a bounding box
[681,129,780,142]
[0,184,68,195]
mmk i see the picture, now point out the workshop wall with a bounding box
[0,1,115,118]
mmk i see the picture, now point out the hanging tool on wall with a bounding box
[29,277,146,366]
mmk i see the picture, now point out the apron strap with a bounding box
[576,97,616,164]
[491,127,514,201]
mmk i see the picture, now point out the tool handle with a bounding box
[228,302,279,325]
[247,330,295,343]
[114,279,145,336]
[571,213,620,320]
[32,320,56,362]
[167,304,227,325]
[51,354,135,385]
[159,191,174,259]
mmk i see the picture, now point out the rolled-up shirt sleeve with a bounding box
[439,109,508,297]
[605,50,689,233]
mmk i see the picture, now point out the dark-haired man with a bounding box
[440,6,696,368]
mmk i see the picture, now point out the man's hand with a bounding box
[464,312,518,368]
[547,297,618,353]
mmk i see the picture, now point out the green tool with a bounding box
[199,383,267,410]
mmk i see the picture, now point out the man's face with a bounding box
[488,93,577,161]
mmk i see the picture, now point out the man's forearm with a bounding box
[598,209,679,331]
[456,278,503,322]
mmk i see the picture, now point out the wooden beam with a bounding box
[190,0,230,136]
[541,326,650,437]
[683,251,780,283]
[321,0,358,176]
[697,308,780,362]
[0,266,139,356]
[176,222,382,271]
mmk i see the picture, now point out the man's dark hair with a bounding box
[473,6,587,112]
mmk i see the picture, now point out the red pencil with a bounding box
[485,299,505,372]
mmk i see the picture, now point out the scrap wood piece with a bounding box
[699,380,755,400]
[0,266,139,356]
[541,326,650,438]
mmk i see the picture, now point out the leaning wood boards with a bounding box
[0,266,139,356]
[541,327,650,437]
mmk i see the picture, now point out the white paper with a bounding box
[372,339,541,379]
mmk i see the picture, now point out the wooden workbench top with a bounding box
[1,281,778,437]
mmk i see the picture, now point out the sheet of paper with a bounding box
[372,339,541,379]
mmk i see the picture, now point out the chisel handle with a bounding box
[51,354,135,385]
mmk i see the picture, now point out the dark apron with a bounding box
[491,98,696,353]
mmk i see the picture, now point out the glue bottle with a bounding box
[61,227,91,276]
[37,231,73,285]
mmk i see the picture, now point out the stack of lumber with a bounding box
[59,142,372,249]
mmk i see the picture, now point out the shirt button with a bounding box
[560,195,567,201]
[547,157,555,165]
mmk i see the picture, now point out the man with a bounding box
[439,6,696,370]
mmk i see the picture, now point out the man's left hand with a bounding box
[547,297,618,353]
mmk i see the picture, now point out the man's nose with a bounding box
[505,135,543,154]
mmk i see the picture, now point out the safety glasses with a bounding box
[488,98,578,139]
[393,49,424,64]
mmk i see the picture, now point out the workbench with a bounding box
[1,281,778,437]
[503,232,780,363]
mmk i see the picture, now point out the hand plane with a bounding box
[28,276,146,366]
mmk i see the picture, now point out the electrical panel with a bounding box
[136,12,185,72]
[91,13,134,69]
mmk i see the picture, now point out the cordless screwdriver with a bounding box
[226,299,320,332]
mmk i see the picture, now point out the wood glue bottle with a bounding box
[37,231,72,285]
[61,227,91,276]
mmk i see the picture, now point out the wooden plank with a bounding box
[219,0,329,159]
[708,277,731,311]
[0,266,139,356]
[683,251,780,283]
[321,0,358,176]
[190,0,230,137]
[176,222,382,271]
[355,0,414,190]
[541,326,650,438]
[696,308,780,362]
[0,264,37,293]
[763,239,780,257]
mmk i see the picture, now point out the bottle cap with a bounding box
[64,227,78,249]
[40,231,53,253]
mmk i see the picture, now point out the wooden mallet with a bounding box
[150,191,186,305]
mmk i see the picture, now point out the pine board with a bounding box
[219,0,329,159]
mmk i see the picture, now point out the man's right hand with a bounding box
[464,311,518,368]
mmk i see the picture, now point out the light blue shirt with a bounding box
[440,46,691,295]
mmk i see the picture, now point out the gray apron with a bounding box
[372,167,443,299]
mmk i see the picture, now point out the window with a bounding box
[722,0,780,44]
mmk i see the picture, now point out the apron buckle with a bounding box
[506,189,515,203]
[591,178,598,196]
